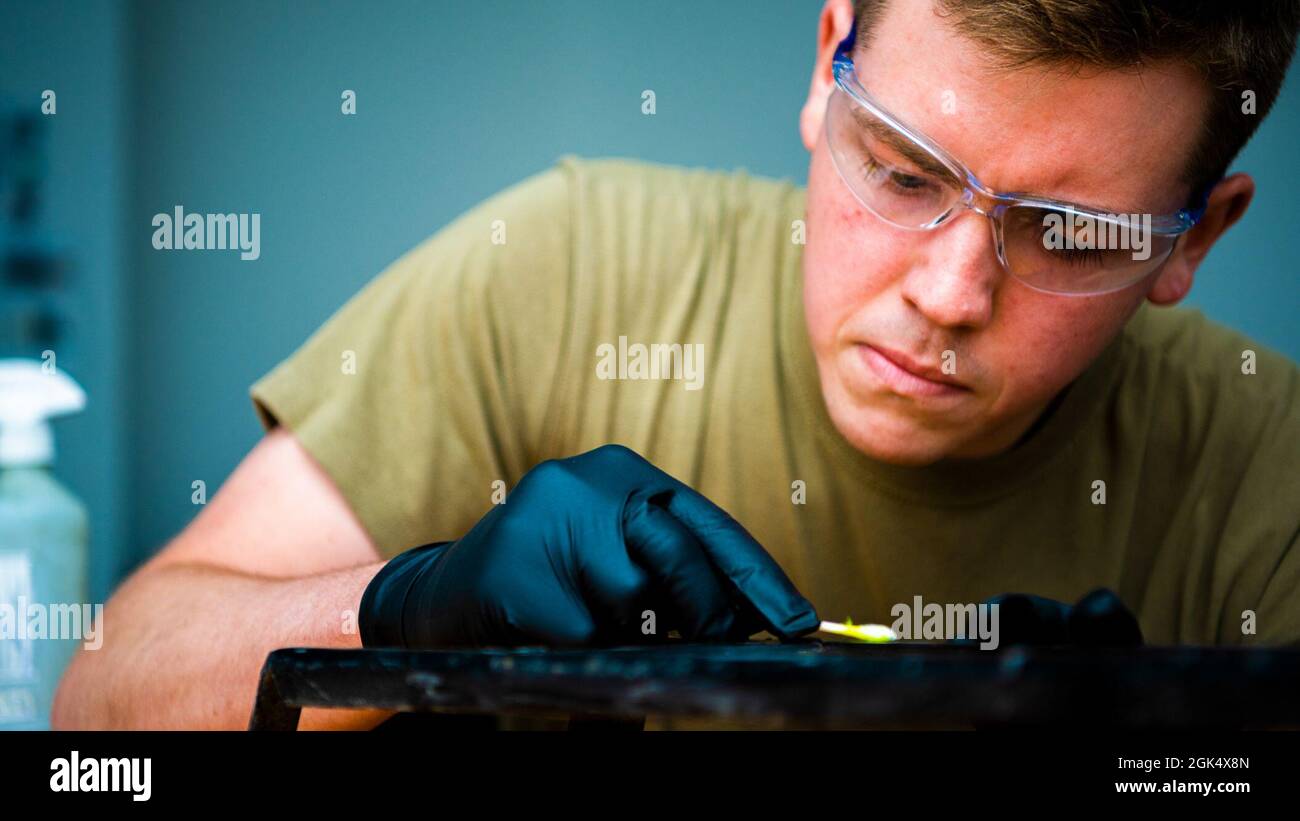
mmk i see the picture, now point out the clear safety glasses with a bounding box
[827,23,1209,295]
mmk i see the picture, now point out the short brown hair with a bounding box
[852,0,1300,199]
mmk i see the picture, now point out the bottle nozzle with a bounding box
[0,359,86,466]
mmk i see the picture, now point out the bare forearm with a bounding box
[52,560,390,730]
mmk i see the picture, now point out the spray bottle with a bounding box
[0,358,88,729]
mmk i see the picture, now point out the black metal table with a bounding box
[247,641,1300,730]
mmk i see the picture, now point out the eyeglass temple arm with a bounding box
[834,16,858,61]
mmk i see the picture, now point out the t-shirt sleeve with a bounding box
[249,159,578,559]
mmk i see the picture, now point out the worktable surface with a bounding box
[248,641,1300,730]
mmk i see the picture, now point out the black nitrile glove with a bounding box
[980,588,1144,647]
[358,444,820,648]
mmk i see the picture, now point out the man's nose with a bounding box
[900,209,1001,330]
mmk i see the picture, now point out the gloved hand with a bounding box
[978,588,1144,647]
[358,444,820,648]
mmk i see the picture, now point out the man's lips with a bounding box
[855,343,972,398]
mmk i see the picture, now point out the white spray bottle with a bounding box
[0,358,89,729]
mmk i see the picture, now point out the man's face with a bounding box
[800,0,1208,465]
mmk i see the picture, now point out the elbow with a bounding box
[50,652,95,730]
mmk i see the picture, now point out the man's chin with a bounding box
[822,398,965,467]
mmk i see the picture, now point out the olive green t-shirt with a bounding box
[251,156,1300,647]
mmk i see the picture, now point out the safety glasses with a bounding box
[827,22,1209,295]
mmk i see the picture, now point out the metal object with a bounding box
[248,641,1300,730]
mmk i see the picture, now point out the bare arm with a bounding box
[52,428,396,730]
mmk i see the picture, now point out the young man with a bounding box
[55,0,1300,729]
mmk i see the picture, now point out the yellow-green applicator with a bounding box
[817,618,898,643]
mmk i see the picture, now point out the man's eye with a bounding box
[888,172,929,191]
[1052,247,1107,267]
[861,157,933,194]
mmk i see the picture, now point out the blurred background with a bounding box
[2,0,1298,604]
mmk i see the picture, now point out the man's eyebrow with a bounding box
[849,106,1145,213]
[851,106,956,178]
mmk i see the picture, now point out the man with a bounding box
[55,0,1300,729]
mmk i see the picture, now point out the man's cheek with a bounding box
[808,225,900,311]
[803,269,847,352]
[805,257,879,352]
[803,237,858,339]
[992,295,1128,398]
[988,340,1065,409]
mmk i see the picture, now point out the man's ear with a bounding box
[1147,173,1254,305]
[800,0,856,152]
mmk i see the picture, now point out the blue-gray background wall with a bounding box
[3,0,1298,598]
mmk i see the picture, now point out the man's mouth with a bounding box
[855,343,972,399]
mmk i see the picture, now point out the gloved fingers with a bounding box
[396,536,604,648]
[656,484,819,640]
[550,511,655,641]
[500,460,656,642]
[561,443,818,640]
[623,492,748,640]
[1069,588,1144,646]
[984,590,1142,647]
[985,592,1071,646]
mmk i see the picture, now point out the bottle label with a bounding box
[0,552,36,681]
[0,551,39,724]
